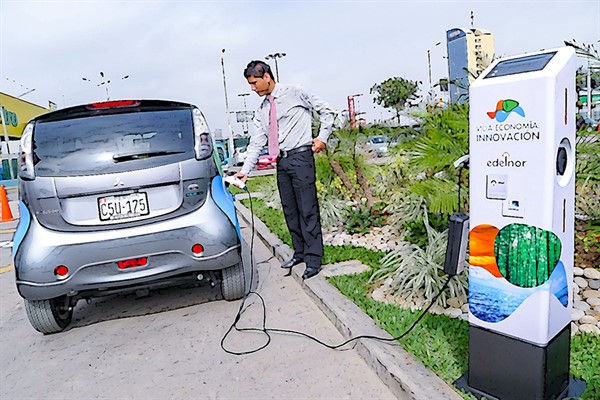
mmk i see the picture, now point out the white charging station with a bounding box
[456,47,586,400]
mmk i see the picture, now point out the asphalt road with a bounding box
[0,192,397,399]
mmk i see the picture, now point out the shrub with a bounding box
[343,201,388,234]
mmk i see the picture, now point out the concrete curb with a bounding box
[234,195,462,400]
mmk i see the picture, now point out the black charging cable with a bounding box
[220,184,455,355]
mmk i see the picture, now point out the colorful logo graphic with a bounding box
[468,223,568,323]
[487,99,525,122]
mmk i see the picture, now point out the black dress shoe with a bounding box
[281,257,303,269]
[302,267,320,280]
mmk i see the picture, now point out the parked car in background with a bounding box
[14,99,249,334]
[577,114,599,133]
[583,117,599,133]
[257,147,277,170]
[366,135,389,157]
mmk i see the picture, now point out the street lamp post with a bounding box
[82,72,129,100]
[265,52,286,81]
[220,49,235,164]
[427,42,442,104]
[237,93,250,134]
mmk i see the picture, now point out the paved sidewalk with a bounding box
[0,184,461,399]
[234,195,462,400]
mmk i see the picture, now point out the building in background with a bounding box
[446,28,495,104]
[1,92,52,179]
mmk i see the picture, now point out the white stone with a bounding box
[459,314,469,321]
[579,324,600,335]
[461,303,470,313]
[587,297,600,307]
[573,285,580,295]
[429,305,445,315]
[413,298,426,308]
[588,309,600,320]
[580,315,599,325]
[571,308,585,321]
[574,301,590,312]
[582,289,600,299]
[447,297,462,308]
[589,280,600,290]
[394,296,406,306]
[574,277,589,289]
[371,288,386,302]
[571,322,579,336]
[573,292,582,302]
[573,266,584,276]
[444,308,463,318]
[583,268,600,280]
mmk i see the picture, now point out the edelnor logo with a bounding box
[487,99,525,122]
[487,152,527,168]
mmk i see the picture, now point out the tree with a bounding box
[370,77,419,122]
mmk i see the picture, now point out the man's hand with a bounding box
[312,138,326,153]
[234,172,248,183]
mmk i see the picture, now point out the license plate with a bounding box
[98,192,149,221]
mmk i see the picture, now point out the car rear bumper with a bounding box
[15,195,242,300]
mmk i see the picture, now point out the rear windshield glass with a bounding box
[33,109,194,176]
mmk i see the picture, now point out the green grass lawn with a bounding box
[238,180,599,400]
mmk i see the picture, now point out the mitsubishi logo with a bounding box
[114,177,125,187]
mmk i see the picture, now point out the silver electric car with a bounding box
[14,99,248,334]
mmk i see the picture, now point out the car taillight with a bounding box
[54,265,69,280]
[192,108,212,160]
[19,122,35,180]
[192,244,204,256]
[87,100,141,109]
[117,257,148,269]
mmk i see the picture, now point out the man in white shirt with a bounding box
[235,60,335,279]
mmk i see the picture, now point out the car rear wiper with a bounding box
[112,150,185,162]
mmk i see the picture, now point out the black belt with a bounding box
[279,145,313,159]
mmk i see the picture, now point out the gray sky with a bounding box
[1,0,599,133]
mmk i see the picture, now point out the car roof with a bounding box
[33,99,195,123]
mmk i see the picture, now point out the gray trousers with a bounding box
[276,150,323,269]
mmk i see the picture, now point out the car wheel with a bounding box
[24,297,73,334]
[221,261,246,300]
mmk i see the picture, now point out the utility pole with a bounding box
[427,42,442,105]
[221,49,235,165]
[265,52,286,81]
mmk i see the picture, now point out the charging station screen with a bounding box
[484,52,556,79]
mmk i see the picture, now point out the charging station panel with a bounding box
[468,47,576,346]
[460,47,580,400]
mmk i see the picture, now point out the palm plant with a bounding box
[368,105,470,303]
[370,210,468,307]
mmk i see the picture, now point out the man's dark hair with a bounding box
[244,60,275,82]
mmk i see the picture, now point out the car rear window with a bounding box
[33,109,195,176]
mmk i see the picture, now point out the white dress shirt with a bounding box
[240,83,335,175]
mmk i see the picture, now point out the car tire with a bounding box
[221,262,246,300]
[24,297,73,334]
